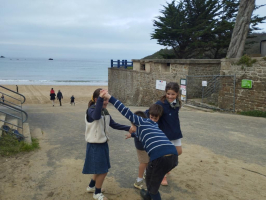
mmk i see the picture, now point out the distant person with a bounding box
[57,90,63,106]
[16,85,18,93]
[1,94,4,103]
[50,88,56,107]
[70,95,75,105]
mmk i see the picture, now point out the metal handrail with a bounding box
[0,101,28,123]
[0,85,26,104]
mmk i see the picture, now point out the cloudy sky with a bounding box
[0,0,265,60]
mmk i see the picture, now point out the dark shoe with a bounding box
[140,189,151,200]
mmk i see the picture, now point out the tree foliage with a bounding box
[151,0,266,59]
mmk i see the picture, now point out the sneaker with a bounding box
[161,176,168,186]
[140,189,151,200]
[93,193,108,200]
[134,179,145,190]
[87,186,105,193]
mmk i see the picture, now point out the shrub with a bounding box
[240,110,266,118]
[236,55,257,67]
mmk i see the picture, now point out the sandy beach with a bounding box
[0,85,265,200]
[1,85,108,105]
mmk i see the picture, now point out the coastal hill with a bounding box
[143,32,266,59]
[0,56,5,58]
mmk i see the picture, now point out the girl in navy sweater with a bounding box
[83,88,134,200]
[148,82,183,185]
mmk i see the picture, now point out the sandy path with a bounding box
[0,85,265,200]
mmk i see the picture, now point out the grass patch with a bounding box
[237,55,257,67]
[0,134,39,156]
[240,110,266,118]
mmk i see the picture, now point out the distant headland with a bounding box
[1,55,5,58]
[48,58,53,60]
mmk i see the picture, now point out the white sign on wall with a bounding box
[180,85,186,101]
[202,81,207,86]
[156,80,166,90]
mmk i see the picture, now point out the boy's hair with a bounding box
[149,104,163,117]
[88,88,102,107]
[134,111,148,118]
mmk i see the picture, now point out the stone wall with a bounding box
[219,58,266,112]
[108,59,221,106]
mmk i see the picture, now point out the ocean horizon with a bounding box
[0,58,111,85]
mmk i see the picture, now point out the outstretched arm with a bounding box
[103,92,142,126]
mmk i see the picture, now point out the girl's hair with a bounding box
[88,88,102,107]
[160,82,182,107]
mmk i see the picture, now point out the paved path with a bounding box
[2,103,265,200]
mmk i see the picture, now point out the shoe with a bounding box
[140,189,151,200]
[161,176,168,186]
[93,193,108,200]
[143,171,146,179]
[134,179,145,190]
[86,186,105,193]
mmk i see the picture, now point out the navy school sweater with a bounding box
[146,100,183,141]
[87,97,130,131]
[109,96,178,161]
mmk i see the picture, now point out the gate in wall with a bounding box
[185,75,236,112]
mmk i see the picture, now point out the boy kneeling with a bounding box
[103,91,178,200]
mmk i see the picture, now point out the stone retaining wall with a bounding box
[220,58,266,112]
[108,59,221,106]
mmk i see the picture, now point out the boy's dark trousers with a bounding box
[58,98,62,106]
[145,154,178,196]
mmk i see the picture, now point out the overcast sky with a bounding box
[0,0,265,60]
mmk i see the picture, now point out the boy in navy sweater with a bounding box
[103,91,178,200]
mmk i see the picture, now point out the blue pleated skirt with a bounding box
[82,142,110,174]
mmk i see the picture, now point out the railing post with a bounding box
[122,60,124,67]
[125,60,127,69]
[111,59,113,68]
[118,60,120,68]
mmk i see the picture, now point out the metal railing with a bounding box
[111,59,133,69]
[0,85,27,134]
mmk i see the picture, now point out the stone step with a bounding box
[22,123,32,144]
[5,118,18,130]
[0,114,6,137]
[31,128,43,140]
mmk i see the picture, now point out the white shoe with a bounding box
[93,193,108,200]
[87,186,105,193]
[87,186,95,193]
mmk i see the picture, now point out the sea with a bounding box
[0,58,110,85]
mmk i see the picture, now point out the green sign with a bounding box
[241,79,252,88]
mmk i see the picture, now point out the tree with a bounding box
[226,0,255,58]
[151,0,265,59]
[151,0,221,58]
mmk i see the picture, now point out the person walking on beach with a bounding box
[57,90,63,106]
[83,88,134,200]
[70,95,75,105]
[1,94,4,103]
[50,88,56,107]
[146,82,183,186]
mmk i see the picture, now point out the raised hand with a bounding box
[99,89,107,98]
[103,91,111,100]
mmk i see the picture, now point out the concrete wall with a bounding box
[108,59,221,106]
[220,58,266,112]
